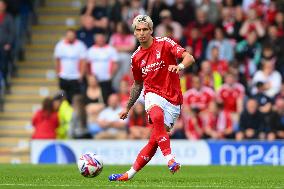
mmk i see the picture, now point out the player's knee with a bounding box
[149,106,163,123]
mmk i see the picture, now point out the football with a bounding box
[77,153,103,178]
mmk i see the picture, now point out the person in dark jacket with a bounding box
[0,0,14,89]
[236,98,264,140]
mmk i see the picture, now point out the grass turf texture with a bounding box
[0,165,283,189]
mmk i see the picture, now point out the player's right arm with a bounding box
[119,80,143,120]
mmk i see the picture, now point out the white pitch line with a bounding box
[0,184,282,189]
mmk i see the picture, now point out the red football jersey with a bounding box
[131,37,185,105]
[210,60,229,76]
[183,86,215,111]
[218,83,245,112]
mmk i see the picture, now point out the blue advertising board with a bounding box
[31,140,284,165]
[208,141,284,165]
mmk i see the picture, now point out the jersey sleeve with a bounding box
[131,57,142,82]
[54,42,62,59]
[165,37,185,59]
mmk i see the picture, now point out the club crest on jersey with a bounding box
[141,60,146,66]
[156,50,161,59]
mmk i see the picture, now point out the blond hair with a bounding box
[131,15,153,30]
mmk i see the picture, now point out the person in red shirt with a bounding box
[184,107,204,140]
[32,97,59,139]
[217,72,245,114]
[109,15,195,181]
[128,101,150,139]
[208,46,229,77]
[183,75,215,112]
[203,101,233,139]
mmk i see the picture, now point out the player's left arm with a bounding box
[168,51,195,73]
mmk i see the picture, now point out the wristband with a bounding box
[178,63,185,70]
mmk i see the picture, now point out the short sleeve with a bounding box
[165,37,185,59]
[54,42,62,59]
[131,58,142,82]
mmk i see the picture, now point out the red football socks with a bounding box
[149,106,171,156]
[133,134,158,171]
[132,105,172,173]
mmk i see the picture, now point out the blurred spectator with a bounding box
[184,106,203,140]
[128,101,150,139]
[217,72,245,114]
[53,91,73,139]
[251,60,282,98]
[122,0,146,28]
[85,75,105,135]
[0,0,14,90]
[8,0,33,61]
[247,0,268,19]
[80,0,108,30]
[95,93,127,139]
[164,25,179,43]
[107,0,125,29]
[184,8,215,41]
[206,27,234,63]
[118,79,130,108]
[196,0,220,24]
[32,97,59,139]
[154,9,183,41]
[263,25,284,76]
[230,5,245,42]
[183,75,215,113]
[217,7,235,40]
[85,75,104,116]
[203,102,234,139]
[169,0,195,27]
[236,30,262,81]
[265,0,277,25]
[184,26,207,70]
[274,11,284,37]
[87,32,118,104]
[109,21,136,91]
[242,0,269,15]
[261,44,276,65]
[207,46,229,77]
[252,81,278,140]
[146,0,169,27]
[236,98,264,140]
[199,60,222,91]
[54,29,87,103]
[271,98,284,139]
[239,9,265,38]
[169,118,186,139]
[69,95,92,139]
[77,15,99,48]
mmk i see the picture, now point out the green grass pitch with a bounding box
[0,164,283,189]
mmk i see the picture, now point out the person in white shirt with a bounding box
[54,29,87,103]
[95,93,128,139]
[251,59,282,98]
[86,31,119,104]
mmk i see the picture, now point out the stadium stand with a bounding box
[0,0,83,163]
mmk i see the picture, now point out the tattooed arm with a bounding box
[119,80,143,120]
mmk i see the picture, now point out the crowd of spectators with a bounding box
[32,0,284,141]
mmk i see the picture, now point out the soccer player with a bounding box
[109,15,195,181]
